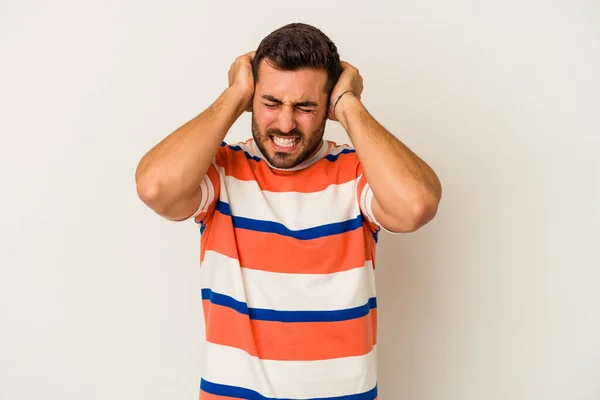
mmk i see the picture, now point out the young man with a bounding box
[136,23,442,400]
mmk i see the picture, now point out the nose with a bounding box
[276,106,297,133]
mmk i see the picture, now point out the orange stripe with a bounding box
[199,211,238,263]
[216,144,360,193]
[203,301,377,361]
[201,211,373,274]
[202,300,259,356]
[361,214,377,266]
[199,390,240,400]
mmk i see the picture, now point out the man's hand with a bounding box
[228,51,256,112]
[328,61,364,121]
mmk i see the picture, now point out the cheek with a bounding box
[257,109,279,128]
[253,112,275,134]
[296,113,322,133]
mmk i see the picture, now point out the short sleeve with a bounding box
[191,162,220,225]
[188,143,233,225]
[356,163,404,235]
[356,163,381,233]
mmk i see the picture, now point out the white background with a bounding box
[1,1,599,399]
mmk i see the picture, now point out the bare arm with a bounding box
[330,62,442,233]
[135,52,255,220]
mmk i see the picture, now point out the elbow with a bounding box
[135,169,199,221]
[374,199,439,234]
[390,193,440,233]
[136,174,163,210]
[136,176,160,207]
[411,178,442,229]
[411,196,440,229]
[135,169,172,215]
[134,156,194,220]
[374,180,442,233]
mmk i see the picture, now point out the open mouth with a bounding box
[270,135,300,151]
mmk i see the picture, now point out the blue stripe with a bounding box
[201,289,249,315]
[372,228,379,243]
[200,379,377,400]
[215,201,363,240]
[324,148,355,162]
[216,200,232,215]
[201,289,377,323]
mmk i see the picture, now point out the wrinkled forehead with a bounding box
[255,60,329,104]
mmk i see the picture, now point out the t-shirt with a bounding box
[193,138,382,400]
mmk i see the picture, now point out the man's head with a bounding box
[250,23,342,169]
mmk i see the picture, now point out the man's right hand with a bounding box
[228,51,255,112]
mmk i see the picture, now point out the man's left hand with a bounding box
[328,61,364,121]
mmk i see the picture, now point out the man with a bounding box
[136,22,441,400]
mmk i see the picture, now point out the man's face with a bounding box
[251,60,329,169]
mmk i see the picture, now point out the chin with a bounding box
[265,148,305,169]
[251,115,325,169]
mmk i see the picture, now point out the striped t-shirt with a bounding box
[193,138,383,400]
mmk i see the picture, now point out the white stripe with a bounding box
[202,342,377,399]
[219,169,362,230]
[200,251,376,311]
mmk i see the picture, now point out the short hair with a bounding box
[252,22,343,95]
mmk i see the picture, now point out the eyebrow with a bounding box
[261,94,318,108]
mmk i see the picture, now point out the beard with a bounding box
[251,114,326,169]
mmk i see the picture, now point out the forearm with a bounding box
[336,94,442,228]
[135,86,249,217]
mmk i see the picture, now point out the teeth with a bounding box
[273,136,298,148]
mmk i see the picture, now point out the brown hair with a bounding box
[252,23,342,96]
